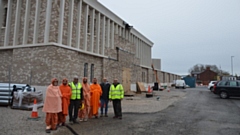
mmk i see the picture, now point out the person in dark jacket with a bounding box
[100,78,111,117]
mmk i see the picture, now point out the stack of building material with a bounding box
[12,91,44,110]
[136,82,147,93]
[0,83,26,106]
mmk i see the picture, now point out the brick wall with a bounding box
[0,45,103,85]
[199,70,217,85]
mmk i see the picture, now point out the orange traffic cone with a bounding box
[148,85,152,93]
[31,99,38,118]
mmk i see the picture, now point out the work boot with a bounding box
[105,114,108,117]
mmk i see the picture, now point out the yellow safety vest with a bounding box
[109,84,124,99]
[69,82,82,100]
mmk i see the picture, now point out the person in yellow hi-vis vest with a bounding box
[109,79,124,119]
[68,76,83,124]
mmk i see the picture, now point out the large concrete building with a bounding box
[0,0,180,90]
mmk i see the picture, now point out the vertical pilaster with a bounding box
[13,0,22,45]
[83,4,89,51]
[0,0,3,36]
[33,0,41,44]
[57,0,65,44]
[138,38,140,58]
[44,0,52,43]
[4,0,12,46]
[76,0,82,49]
[67,0,74,46]
[101,15,105,55]
[141,41,143,65]
[131,33,133,43]
[90,9,95,52]
[140,40,142,64]
[96,12,100,54]
[135,37,138,57]
[22,0,31,44]
[111,22,114,49]
[106,18,110,48]
[129,33,131,42]
[115,24,118,34]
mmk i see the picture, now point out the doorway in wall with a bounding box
[122,67,131,94]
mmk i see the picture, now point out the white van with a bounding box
[175,80,186,89]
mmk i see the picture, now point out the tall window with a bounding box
[84,63,88,77]
[90,64,94,82]
[87,15,90,33]
[3,8,7,27]
[142,72,145,82]
[94,18,97,36]
[163,73,165,83]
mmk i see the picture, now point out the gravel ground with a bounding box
[0,86,186,135]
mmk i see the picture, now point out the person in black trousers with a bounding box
[100,78,111,117]
[109,79,124,119]
[68,76,83,124]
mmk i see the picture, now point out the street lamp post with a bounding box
[231,56,234,76]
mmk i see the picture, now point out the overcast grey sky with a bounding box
[99,0,240,75]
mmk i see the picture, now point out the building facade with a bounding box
[0,0,180,90]
[191,67,217,85]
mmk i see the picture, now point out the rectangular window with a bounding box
[84,63,88,77]
[87,15,90,34]
[3,8,7,27]
[163,73,165,83]
[90,64,94,82]
[94,19,96,35]
[142,72,145,82]
[229,81,237,87]
[218,81,227,86]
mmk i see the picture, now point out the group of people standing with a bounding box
[42,76,124,133]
